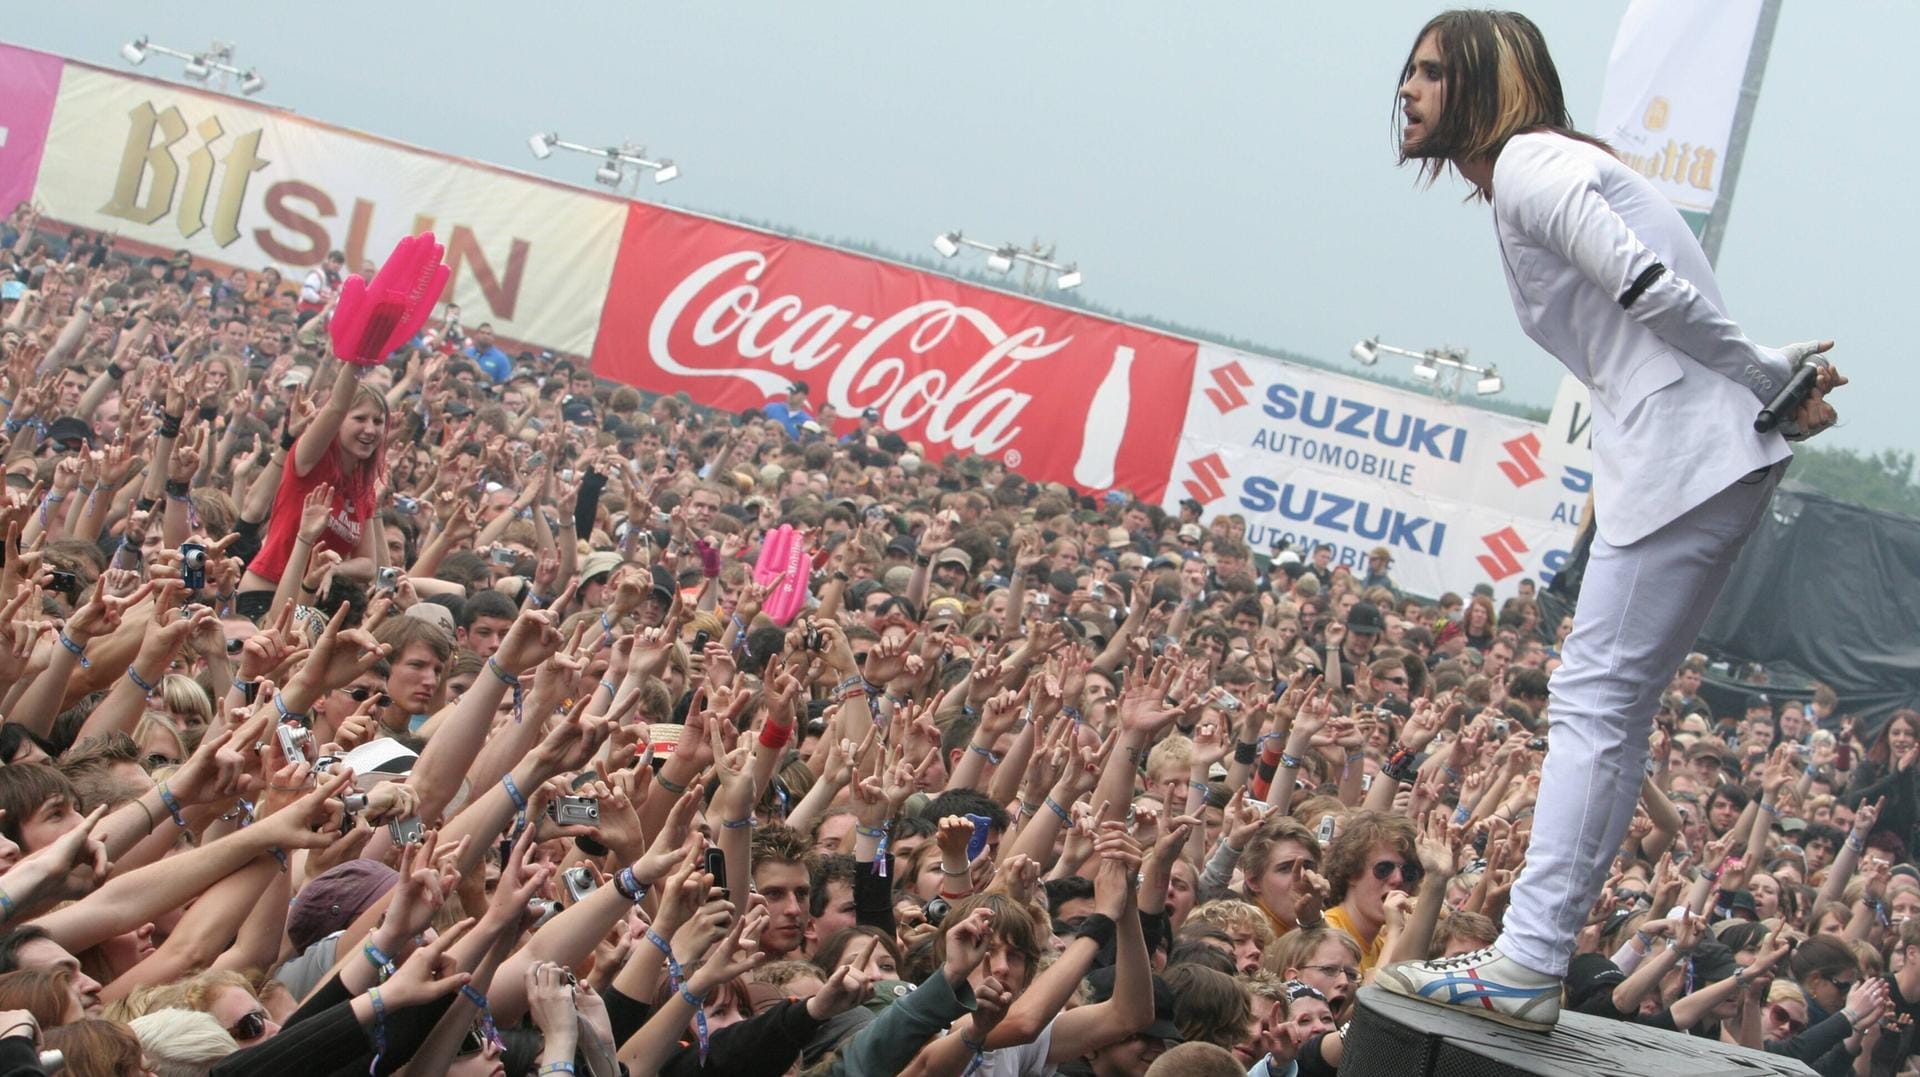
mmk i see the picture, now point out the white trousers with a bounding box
[1496,463,1782,977]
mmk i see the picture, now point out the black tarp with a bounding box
[1699,481,1920,728]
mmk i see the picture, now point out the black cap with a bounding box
[648,564,676,604]
[1565,953,1625,1008]
[1347,601,1386,635]
[1084,969,1181,1042]
[790,380,810,396]
[44,416,97,449]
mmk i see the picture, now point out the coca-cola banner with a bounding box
[593,203,1199,500]
[1165,345,1585,597]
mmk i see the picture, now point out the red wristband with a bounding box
[759,721,793,749]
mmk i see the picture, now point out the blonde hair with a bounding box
[1146,733,1194,776]
[130,1008,239,1077]
[160,674,213,727]
[1187,899,1276,949]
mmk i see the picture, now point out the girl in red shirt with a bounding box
[241,362,390,597]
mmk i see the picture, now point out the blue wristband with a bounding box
[58,632,90,669]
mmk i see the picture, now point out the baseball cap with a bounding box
[287,860,398,950]
[934,547,972,572]
[1177,524,1203,543]
[580,550,623,583]
[1346,601,1386,635]
[44,416,96,450]
[1085,968,1181,1042]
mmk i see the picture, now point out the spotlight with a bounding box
[1476,368,1505,396]
[595,160,623,186]
[1412,359,1439,382]
[652,162,679,184]
[528,133,556,160]
[1054,268,1083,290]
[183,57,211,81]
[932,232,961,259]
[986,249,1015,274]
[239,70,265,95]
[121,38,148,65]
[1350,338,1380,365]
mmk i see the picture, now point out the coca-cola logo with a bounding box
[647,251,1071,456]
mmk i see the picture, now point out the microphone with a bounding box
[1754,358,1826,434]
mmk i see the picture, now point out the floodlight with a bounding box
[528,133,556,160]
[1476,369,1505,396]
[239,70,264,95]
[932,232,961,258]
[121,38,148,64]
[183,57,211,81]
[652,162,679,183]
[1411,358,1439,382]
[595,161,623,186]
[986,249,1015,274]
[1055,268,1083,290]
[1351,338,1380,365]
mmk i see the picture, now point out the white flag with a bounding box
[1594,0,1766,218]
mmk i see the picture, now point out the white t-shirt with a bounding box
[973,1019,1055,1077]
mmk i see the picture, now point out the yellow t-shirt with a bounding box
[1323,904,1385,974]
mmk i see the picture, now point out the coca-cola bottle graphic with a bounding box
[1073,345,1136,490]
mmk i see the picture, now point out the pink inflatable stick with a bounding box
[329,233,451,367]
[753,525,811,626]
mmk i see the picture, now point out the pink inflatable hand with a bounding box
[329,233,452,366]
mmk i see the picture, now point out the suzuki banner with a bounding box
[20,51,626,355]
[1165,346,1585,596]
[592,201,1200,501]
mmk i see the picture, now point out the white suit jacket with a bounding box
[1491,131,1793,547]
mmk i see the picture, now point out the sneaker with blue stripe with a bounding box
[1374,946,1562,1031]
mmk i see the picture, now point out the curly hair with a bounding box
[1323,810,1417,905]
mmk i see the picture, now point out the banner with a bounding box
[593,202,1200,500]
[1164,346,1584,596]
[1595,0,1766,222]
[0,44,64,216]
[24,54,626,355]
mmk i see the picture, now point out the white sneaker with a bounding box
[1374,946,1562,1031]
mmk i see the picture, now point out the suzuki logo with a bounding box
[1497,433,1545,487]
[1476,527,1530,580]
[1203,362,1254,414]
[1183,454,1231,505]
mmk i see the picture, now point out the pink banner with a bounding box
[0,44,64,218]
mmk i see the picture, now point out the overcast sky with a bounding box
[10,1,1910,459]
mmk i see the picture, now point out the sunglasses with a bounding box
[457,1028,486,1058]
[226,1009,268,1041]
[1371,858,1425,887]
[344,687,392,707]
[1767,1005,1805,1034]
[1379,675,1409,685]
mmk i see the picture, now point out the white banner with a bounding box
[1164,347,1585,597]
[1595,0,1765,217]
[31,64,627,355]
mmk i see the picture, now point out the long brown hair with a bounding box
[332,380,390,512]
[1395,10,1603,198]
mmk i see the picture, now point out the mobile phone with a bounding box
[1316,815,1336,845]
[388,817,425,845]
[692,629,712,651]
[179,542,208,590]
[704,847,729,902]
[1361,773,1374,792]
[562,866,598,903]
[489,547,516,566]
[965,812,993,862]
[546,795,600,827]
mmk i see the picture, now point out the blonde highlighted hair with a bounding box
[1395,10,1602,200]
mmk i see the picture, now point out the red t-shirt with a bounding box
[247,450,374,585]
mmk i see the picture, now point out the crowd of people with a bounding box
[0,212,1914,1077]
